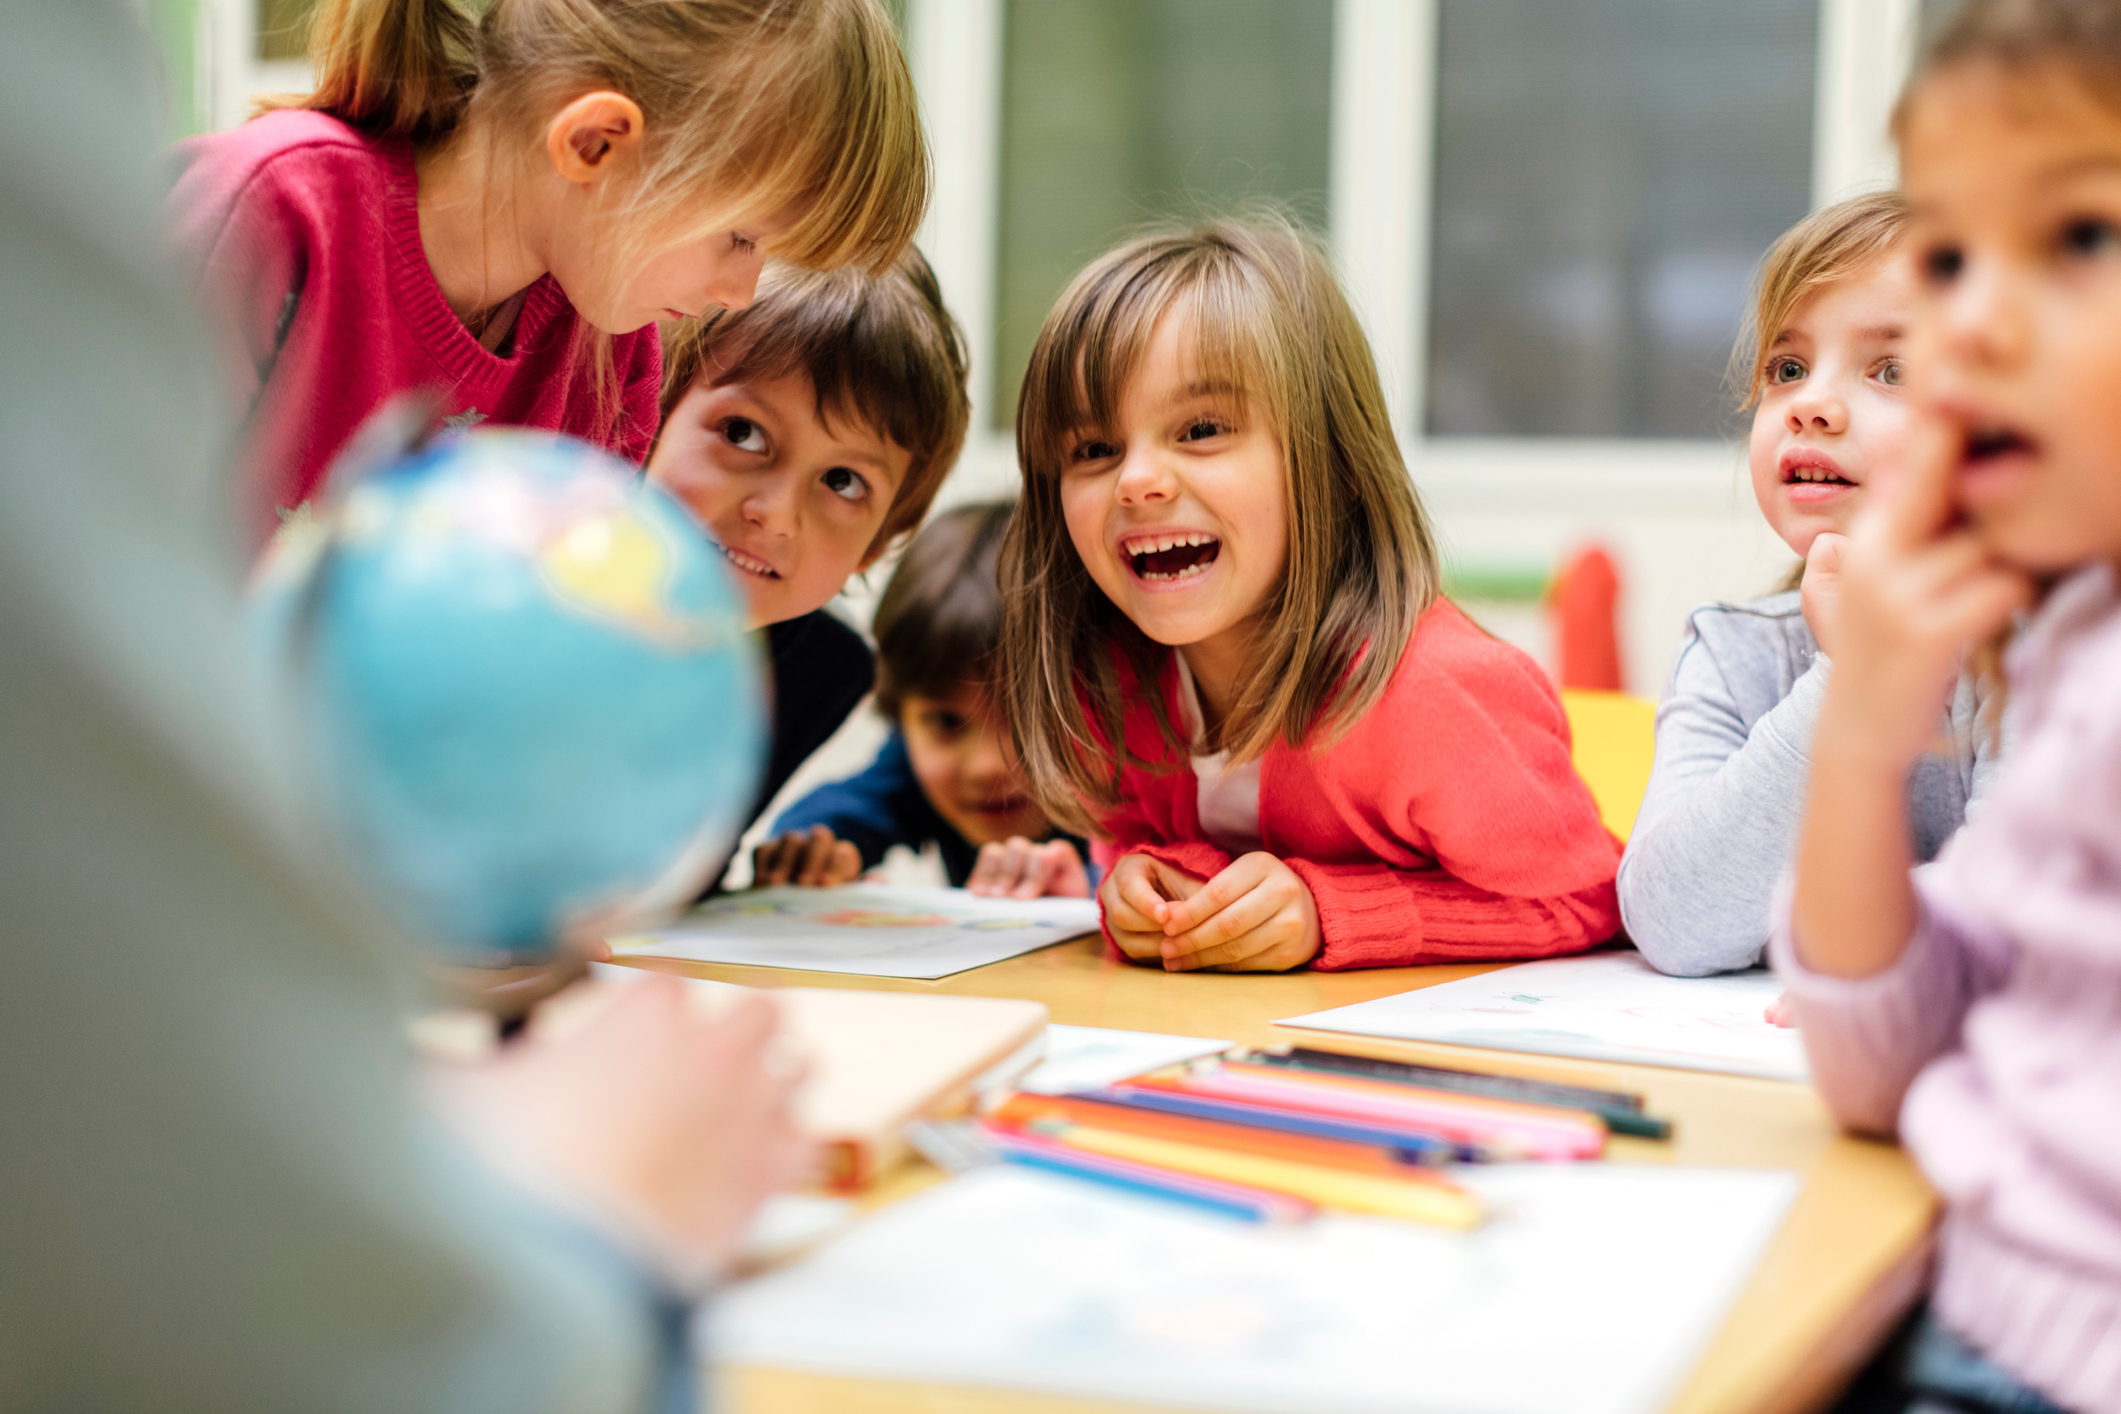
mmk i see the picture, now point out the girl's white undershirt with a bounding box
[1173,652,1264,857]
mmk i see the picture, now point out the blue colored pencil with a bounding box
[1093,1083,1479,1163]
[990,1133,1313,1224]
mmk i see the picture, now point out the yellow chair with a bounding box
[1559,688,1657,842]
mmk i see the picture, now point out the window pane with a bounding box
[992,0,1333,429]
[258,0,314,61]
[1424,1,1817,439]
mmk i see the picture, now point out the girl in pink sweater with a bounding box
[169,0,926,546]
[1777,1,2121,1408]
[998,220,1621,974]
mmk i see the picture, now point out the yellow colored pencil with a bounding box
[1054,1124,1486,1230]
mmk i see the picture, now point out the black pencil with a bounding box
[1238,1046,1674,1140]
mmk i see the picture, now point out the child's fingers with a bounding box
[1156,854,1268,935]
[1100,855,1164,930]
[1807,532,1847,575]
[1033,841,1092,899]
[966,840,1014,896]
[1866,416,1960,552]
[824,839,863,885]
[1161,880,1279,962]
[752,836,798,887]
[794,827,843,887]
[1932,565,2033,644]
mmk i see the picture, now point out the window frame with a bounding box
[910,0,1925,513]
[197,0,1925,517]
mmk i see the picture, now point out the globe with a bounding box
[253,426,764,966]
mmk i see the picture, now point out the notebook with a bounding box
[608,884,1101,980]
[553,966,1050,1189]
[1277,950,1807,1082]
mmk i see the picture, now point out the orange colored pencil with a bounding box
[990,1092,1423,1179]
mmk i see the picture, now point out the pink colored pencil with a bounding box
[1137,1066,1605,1160]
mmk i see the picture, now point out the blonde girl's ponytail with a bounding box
[258,0,477,140]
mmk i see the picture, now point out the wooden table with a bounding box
[620,938,1936,1414]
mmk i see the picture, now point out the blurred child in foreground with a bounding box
[757,502,1094,898]
[1779,1,2121,1409]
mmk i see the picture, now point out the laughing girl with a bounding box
[998,219,1621,973]
[1619,194,2006,978]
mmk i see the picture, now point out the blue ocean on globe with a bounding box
[253,427,763,965]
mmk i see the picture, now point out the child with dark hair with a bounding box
[646,247,970,874]
[756,502,1092,898]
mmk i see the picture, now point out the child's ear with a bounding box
[546,92,647,188]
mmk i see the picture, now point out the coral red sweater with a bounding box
[168,111,661,545]
[1094,600,1623,969]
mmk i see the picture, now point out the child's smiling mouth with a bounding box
[1780,451,1858,505]
[1122,531,1222,584]
[715,542,781,579]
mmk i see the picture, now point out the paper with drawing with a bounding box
[712,1163,1798,1414]
[610,885,1101,979]
[1278,950,1807,1081]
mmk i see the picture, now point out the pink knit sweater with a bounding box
[1773,563,2121,1413]
[169,111,661,545]
[1093,600,1623,969]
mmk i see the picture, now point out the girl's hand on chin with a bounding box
[1800,531,1848,658]
[1100,852,1203,961]
[1820,421,2031,773]
[1150,852,1322,973]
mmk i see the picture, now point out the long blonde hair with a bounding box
[262,0,926,453]
[1733,191,1909,593]
[1731,190,1908,412]
[999,217,1440,836]
[271,0,926,275]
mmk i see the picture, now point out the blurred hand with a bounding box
[1822,421,2031,772]
[1151,852,1322,973]
[1800,532,1848,659]
[433,977,811,1282]
[1098,852,1204,963]
[753,825,862,888]
[1764,992,1796,1028]
[968,837,1092,899]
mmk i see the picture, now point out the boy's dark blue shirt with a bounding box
[772,728,1092,887]
[699,609,874,896]
[772,728,981,884]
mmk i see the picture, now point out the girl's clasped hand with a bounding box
[1102,851,1321,972]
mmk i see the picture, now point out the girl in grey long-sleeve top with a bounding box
[1619,592,2000,975]
[1617,192,2005,977]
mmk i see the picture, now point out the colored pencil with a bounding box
[1094,1084,1473,1163]
[1039,1122,1487,1229]
[987,1131,1314,1224]
[1134,1066,1607,1160]
[991,1092,1427,1178]
[1240,1046,1673,1140]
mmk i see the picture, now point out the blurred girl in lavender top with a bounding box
[1775,1,2121,1409]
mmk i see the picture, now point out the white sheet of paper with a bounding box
[734,1194,856,1268]
[1015,1024,1231,1095]
[1278,950,1808,1082]
[712,1162,1798,1414]
[610,885,1101,980]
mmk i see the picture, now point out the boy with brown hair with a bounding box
[754,502,1092,898]
[646,246,969,870]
